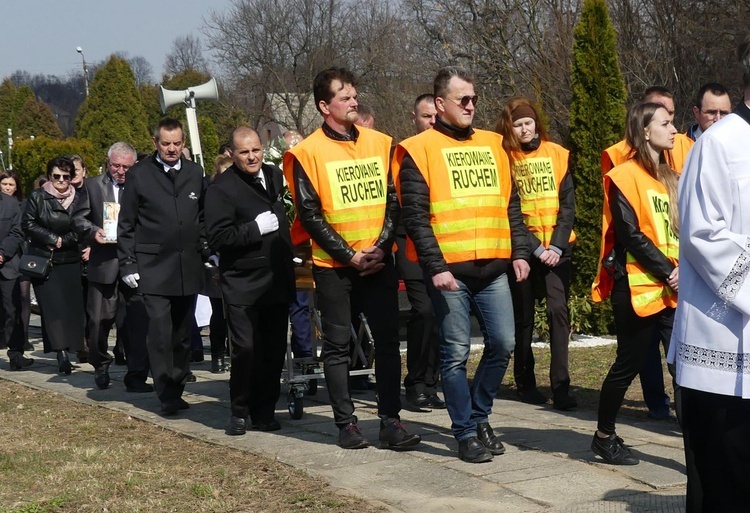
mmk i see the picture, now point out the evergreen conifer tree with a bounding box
[75,55,152,156]
[568,0,627,333]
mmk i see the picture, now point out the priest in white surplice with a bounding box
[668,33,750,513]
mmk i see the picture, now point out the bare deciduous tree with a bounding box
[128,56,154,88]
[164,35,210,77]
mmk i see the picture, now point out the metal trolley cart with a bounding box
[283,264,376,420]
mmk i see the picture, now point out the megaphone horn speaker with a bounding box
[188,77,219,102]
[159,87,187,114]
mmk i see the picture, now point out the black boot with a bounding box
[476,422,506,455]
[57,350,72,375]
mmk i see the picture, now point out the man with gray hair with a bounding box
[77,142,151,392]
[668,33,750,511]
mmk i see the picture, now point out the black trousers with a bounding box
[209,296,228,358]
[86,280,128,370]
[682,387,750,513]
[313,258,402,427]
[509,256,572,393]
[122,292,151,388]
[597,278,674,434]
[2,276,24,358]
[395,238,439,395]
[138,294,195,403]
[226,303,288,421]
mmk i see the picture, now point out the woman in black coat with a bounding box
[21,157,86,374]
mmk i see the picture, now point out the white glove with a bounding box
[122,273,140,289]
[255,211,279,235]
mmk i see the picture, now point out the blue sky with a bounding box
[0,0,232,81]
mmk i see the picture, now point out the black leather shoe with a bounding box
[338,422,369,449]
[252,419,281,432]
[9,355,34,370]
[226,416,247,436]
[161,401,181,416]
[57,350,72,375]
[94,365,110,390]
[517,387,547,405]
[113,345,127,366]
[427,393,446,409]
[476,422,505,455]
[76,349,89,364]
[379,418,421,450]
[186,371,196,383]
[176,398,190,410]
[458,436,493,463]
[126,382,154,393]
[405,391,431,408]
[211,356,227,374]
[553,391,578,411]
[591,432,639,465]
[190,349,204,363]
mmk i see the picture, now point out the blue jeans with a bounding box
[428,273,515,441]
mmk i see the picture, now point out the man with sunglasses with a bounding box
[283,67,420,450]
[687,82,732,141]
[393,66,530,463]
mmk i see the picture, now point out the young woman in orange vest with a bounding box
[496,98,578,411]
[590,102,680,465]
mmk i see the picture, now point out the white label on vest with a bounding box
[326,156,387,210]
[441,146,500,197]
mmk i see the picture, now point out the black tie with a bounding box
[116,184,123,203]
[167,167,179,181]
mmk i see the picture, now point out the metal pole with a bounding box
[7,129,12,171]
[76,47,89,98]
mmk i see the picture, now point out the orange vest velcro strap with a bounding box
[394,128,513,264]
[284,126,392,268]
[591,160,678,316]
[511,141,575,248]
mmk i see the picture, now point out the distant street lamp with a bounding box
[76,46,90,98]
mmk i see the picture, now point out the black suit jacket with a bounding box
[117,153,207,296]
[77,173,121,284]
[204,163,295,306]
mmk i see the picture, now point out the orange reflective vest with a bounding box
[601,134,693,174]
[283,126,392,268]
[591,160,678,316]
[392,128,512,264]
[509,140,576,248]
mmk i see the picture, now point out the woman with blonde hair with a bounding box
[496,97,577,411]
[591,101,680,465]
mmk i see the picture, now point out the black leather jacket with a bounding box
[21,188,87,264]
[399,117,530,280]
[291,122,399,264]
[609,182,674,282]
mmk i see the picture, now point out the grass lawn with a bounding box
[0,380,383,513]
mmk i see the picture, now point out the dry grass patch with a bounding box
[0,380,383,513]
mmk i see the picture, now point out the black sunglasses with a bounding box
[447,95,479,107]
[51,173,71,181]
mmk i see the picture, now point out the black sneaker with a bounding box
[591,433,639,465]
[379,418,421,450]
[458,436,493,463]
[338,422,369,449]
[517,387,548,405]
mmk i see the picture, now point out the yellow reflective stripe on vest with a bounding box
[430,195,506,214]
[324,205,385,224]
[439,238,512,254]
[525,215,558,228]
[631,287,671,308]
[333,226,382,241]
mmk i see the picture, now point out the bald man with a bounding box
[205,126,296,435]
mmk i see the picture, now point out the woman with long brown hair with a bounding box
[496,97,577,411]
[591,102,680,465]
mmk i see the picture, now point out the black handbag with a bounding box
[19,250,53,280]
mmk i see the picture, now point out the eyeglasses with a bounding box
[51,173,71,181]
[701,109,731,118]
[447,95,479,107]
